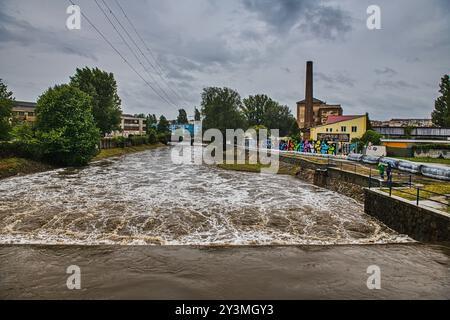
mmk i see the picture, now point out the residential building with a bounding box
[12,101,37,122]
[117,114,146,137]
[310,114,368,143]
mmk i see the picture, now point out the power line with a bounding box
[93,0,179,108]
[98,0,181,109]
[113,0,185,102]
[67,0,176,108]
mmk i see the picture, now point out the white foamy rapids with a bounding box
[0,147,412,245]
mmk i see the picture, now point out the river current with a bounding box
[0,147,410,245]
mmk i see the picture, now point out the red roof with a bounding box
[326,115,363,125]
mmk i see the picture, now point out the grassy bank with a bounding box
[217,161,299,175]
[0,157,56,180]
[92,143,166,161]
[0,143,167,180]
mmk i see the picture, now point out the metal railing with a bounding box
[322,156,449,212]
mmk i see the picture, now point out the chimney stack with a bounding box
[304,61,314,128]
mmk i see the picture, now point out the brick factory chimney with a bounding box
[304,61,314,128]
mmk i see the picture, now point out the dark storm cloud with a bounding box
[242,0,352,39]
[374,67,397,77]
[0,0,449,120]
[0,9,97,60]
[316,72,355,88]
[374,80,418,90]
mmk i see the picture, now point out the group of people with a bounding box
[377,162,393,182]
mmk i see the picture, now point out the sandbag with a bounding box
[379,157,400,169]
[347,153,363,162]
[362,155,380,164]
[398,160,422,174]
[421,165,450,181]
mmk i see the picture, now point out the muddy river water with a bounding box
[0,147,449,299]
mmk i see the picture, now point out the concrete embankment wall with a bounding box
[279,155,377,202]
[364,189,450,242]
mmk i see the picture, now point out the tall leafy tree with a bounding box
[263,104,296,137]
[201,87,245,136]
[177,108,188,124]
[145,113,157,132]
[35,84,100,166]
[0,79,14,141]
[242,94,295,136]
[242,94,270,126]
[70,67,122,135]
[157,115,170,133]
[194,107,201,121]
[289,119,300,139]
[432,74,450,127]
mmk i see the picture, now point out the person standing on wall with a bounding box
[377,163,385,181]
[386,163,393,183]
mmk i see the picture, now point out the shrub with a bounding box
[112,136,127,148]
[157,132,171,145]
[147,128,158,144]
[129,135,147,146]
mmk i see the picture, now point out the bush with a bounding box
[147,128,158,144]
[0,140,42,160]
[129,135,147,146]
[157,132,171,145]
[35,84,100,166]
[112,136,127,148]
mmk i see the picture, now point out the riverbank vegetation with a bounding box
[0,157,55,180]
[0,69,173,173]
[217,161,299,176]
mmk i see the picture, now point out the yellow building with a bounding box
[310,114,368,143]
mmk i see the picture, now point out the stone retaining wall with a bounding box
[364,188,450,242]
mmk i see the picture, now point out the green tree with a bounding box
[242,94,295,136]
[242,94,269,126]
[352,130,382,150]
[201,87,245,136]
[177,108,188,124]
[157,115,170,133]
[145,114,157,132]
[194,107,201,121]
[35,84,100,166]
[262,104,295,137]
[0,79,14,141]
[289,119,300,139]
[365,112,373,131]
[70,67,122,135]
[432,74,450,127]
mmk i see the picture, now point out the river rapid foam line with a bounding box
[0,147,411,246]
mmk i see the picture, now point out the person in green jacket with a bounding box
[377,163,385,180]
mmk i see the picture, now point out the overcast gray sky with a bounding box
[1,0,449,120]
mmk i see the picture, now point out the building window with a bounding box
[352,126,357,132]
[341,126,347,132]
[28,112,35,116]
[19,112,25,116]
